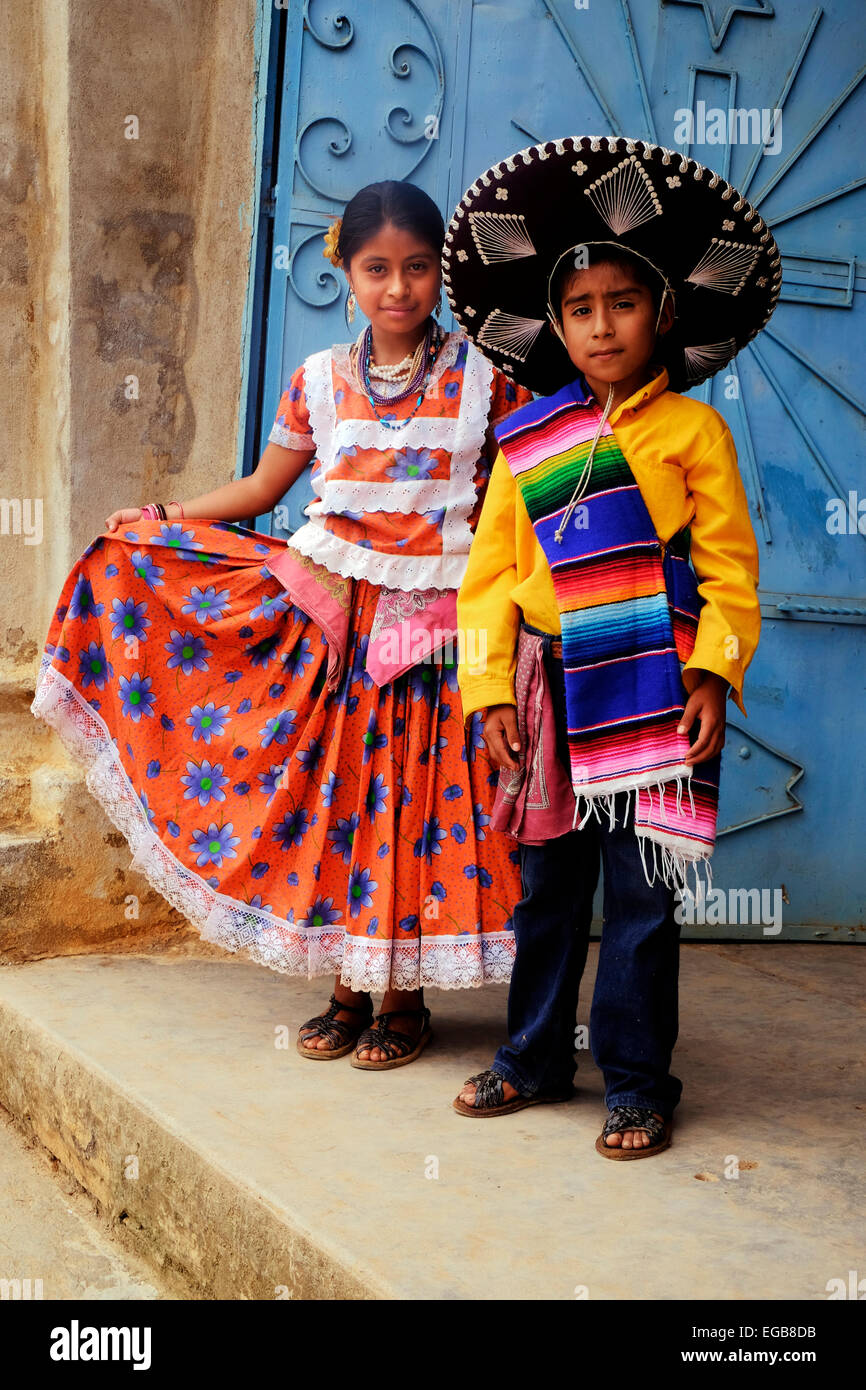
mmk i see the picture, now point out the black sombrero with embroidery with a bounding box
[442,134,782,394]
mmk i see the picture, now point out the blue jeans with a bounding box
[492,627,683,1118]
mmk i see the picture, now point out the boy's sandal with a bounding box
[350,1006,433,1070]
[452,1067,574,1118]
[296,993,373,1060]
[595,1105,672,1160]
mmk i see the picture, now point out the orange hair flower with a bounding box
[323,219,343,268]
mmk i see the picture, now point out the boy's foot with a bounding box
[602,1111,665,1150]
[456,1074,520,1108]
[453,1068,574,1117]
[596,1106,672,1160]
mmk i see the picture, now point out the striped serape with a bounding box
[496,377,721,892]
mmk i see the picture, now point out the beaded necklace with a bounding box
[368,337,423,383]
[353,319,444,431]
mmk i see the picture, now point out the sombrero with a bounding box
[442,134,782,394]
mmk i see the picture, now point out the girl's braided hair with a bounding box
[323,180,444,269]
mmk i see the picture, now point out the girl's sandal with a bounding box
[350,1006,433,1070]
[595,1105,672,1160]
[452,1067,574,1117]
[296,993,373,1060]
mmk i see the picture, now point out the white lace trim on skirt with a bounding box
[339,932,515,993]
[30,655,514,990]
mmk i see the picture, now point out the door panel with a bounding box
[252,0,866,937]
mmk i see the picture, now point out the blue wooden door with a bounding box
[250,0,866,939]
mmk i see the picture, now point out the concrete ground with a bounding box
[0,944,862,1300]
[0,1103,166,1300]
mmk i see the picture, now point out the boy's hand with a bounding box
[483,703,521,771]
[678,672,728,764]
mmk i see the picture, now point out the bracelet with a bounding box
[142,500,184,521]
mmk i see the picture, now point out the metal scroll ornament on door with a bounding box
[258,0,865,936]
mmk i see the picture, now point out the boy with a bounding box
[442,136,777,1157]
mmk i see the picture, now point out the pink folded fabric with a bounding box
[366,587,458,685]
[263,544,458,690]
[263,544,352,691]
[490,626,577,844]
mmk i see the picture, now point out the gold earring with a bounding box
[347,289,357,324]
[434,293,442,318]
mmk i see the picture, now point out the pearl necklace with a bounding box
[350,335,412,390]
[368,321,432,401]
[364,326,429,385]
[369,350,414,381]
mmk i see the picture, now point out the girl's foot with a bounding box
[298,980,371,1053]
[354,988,427,1063]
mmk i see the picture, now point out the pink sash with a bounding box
[490,626,576,844]
[366,587,457,684]
[263,545,352,691]
[264,544,458,689]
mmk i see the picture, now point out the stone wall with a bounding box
[0,0,263,961]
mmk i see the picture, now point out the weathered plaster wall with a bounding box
[1,0,262,961]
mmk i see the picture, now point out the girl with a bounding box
[31,180,532,1069]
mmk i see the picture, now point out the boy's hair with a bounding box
[550,243,666,320]
[337,181,445,267]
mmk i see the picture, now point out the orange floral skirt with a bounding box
[31,519,520,991]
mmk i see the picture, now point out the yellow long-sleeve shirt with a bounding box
[457,367,761,721]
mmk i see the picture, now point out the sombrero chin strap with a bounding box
[555,382,614,543]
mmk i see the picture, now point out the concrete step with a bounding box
[0,683,80,837]
[0,826,48,859]
[0,1103,169,1300]
[0,685,49,837]
[0,947,862,1300]
[0,773,33,834]
[0,798,212,965]
[0,685,56,769]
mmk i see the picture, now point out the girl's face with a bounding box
[346,222,440,342]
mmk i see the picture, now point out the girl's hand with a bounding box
[679,672,728,764]
[105,507,144,533]
[483,703,521,771]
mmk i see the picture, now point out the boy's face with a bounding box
[556,260,669,404]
